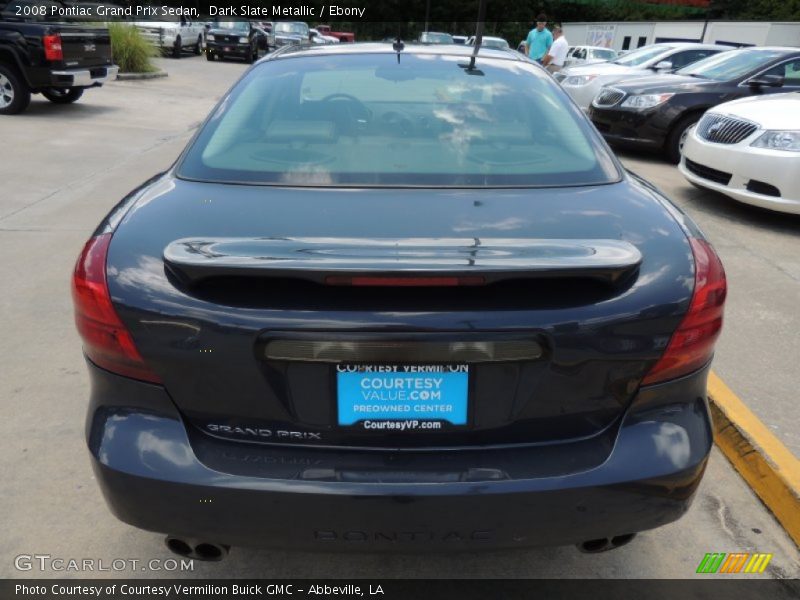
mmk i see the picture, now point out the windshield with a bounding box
[213,21,249,31]
[677,49,788,81]
[178,54,618,187]
[483,39,510,50]
[613,45,673,67]
[275,22,308,35]
[420,32,454,44]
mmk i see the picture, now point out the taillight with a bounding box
[43,34,63,61]
[642,237,726,385]
[72,234,162,384]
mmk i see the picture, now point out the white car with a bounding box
[134,20,205,58]
[680,93,800,214]
[564,45,618,68]
[309,29,339,44]
[555,43,728,111]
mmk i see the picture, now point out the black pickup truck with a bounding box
[0,1,118,114]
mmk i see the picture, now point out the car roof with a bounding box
[262,42,528,63]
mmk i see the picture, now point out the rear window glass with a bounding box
[178,53,619,187]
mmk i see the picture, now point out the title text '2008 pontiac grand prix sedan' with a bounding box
[73,43,726,559]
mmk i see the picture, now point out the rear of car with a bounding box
[0,14,116,114]
[680,93,800,214]
[75,46,726,553]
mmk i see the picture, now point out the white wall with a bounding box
[561,21,800,50]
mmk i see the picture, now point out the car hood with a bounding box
[710,92,800,129]
[562,63,642,77]
[209,28,248,36]
[612,74,717,94]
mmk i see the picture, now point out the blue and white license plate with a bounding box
[337,365,469,430]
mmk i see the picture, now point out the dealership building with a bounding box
[562,21,800,51]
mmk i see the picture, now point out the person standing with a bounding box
[524,14,552,64]
[543,26,568,74]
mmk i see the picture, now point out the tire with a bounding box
[41,87,84,104]
[0,62,31,115]
[205,51,215,61]
[172,36,182,59]
[245,46,255,64]
[194,35,203,55]
[665,114,701,164]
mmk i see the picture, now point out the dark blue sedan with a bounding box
[73,43,726,559]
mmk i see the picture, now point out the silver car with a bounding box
[556,43,728,111]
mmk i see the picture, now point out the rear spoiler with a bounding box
[163,237,642,286]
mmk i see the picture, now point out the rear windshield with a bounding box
[177,53,619,187]
[677,49,788,81]
[613,45,672,66]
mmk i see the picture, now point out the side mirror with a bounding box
[748,74,784,88]
[654,60,673,71]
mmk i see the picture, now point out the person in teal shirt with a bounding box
[525,14,553,63]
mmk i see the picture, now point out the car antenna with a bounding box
[460,0,487,74]
[393,35,404,64]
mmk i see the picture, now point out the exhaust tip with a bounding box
[165,537,192,557]
[578,538,610,553]
[165,536,230,561]
[578,533,637,553]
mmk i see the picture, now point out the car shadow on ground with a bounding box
[20,99,122,120]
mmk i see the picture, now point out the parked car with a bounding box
[75,43,726,556]
[556,43,728,112]
[467,36,510,52]
[589,47,800,163]
[0,3,118,115]
[309,28,338,45]
[134,18,205,59]
[418,31,454,45]
[564,45,618,68]
[453,35,468,45]
[205,21,265,63]
[680,92,800,214]
[268,21,309,50]
[315,24,354,43]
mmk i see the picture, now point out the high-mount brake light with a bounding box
[72,234,162,384]
[324,275,486,287]
[642,237,726,385]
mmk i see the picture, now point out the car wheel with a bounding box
[172,36,182,59]
[205,51,215,61]
[194,35,203,55]
[666,114,700,164]
[0,63,31,115]
[41,87,84,104]
[245,46,255,64]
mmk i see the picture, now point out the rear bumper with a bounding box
[206,42,251,56]
[86,361,713,551]
[49,65,118,88]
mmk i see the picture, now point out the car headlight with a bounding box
[206,34,215,41]
[563,75,596,86]
[620,93,675,110]
[750,130,800,152]
[238,37,249,44]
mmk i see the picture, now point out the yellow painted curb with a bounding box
[708,371,800,547]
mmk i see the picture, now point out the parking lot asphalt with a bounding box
[1,55,799,579]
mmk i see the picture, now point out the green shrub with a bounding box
[109,23,158,74]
